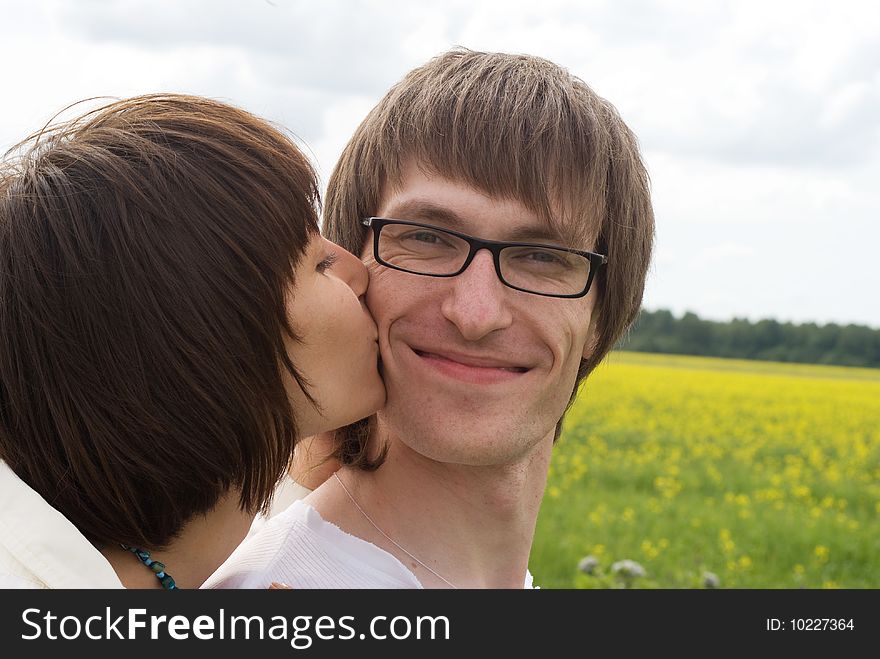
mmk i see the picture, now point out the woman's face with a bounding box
[285,234,385,437]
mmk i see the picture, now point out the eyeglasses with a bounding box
[361,217,607,299]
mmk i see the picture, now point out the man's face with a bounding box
[364,161,598,466]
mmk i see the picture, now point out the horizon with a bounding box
[641,307,880,331]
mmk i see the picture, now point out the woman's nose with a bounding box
[328,238,369,297]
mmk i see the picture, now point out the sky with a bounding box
[2,0,879,328]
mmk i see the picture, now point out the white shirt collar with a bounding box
[0,460,124,588]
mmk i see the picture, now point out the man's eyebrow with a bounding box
[505,225,567,244]
[382,200,467,230]
[382,199,570,245]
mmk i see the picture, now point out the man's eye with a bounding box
[402,230,447,245]
[317,252,339,273]
[397,230,453,249]
[520,250,565,264]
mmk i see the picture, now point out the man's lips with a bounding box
[414,349,529,372]
[409,346,531,384]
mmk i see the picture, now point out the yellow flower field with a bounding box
[531,351,880,588]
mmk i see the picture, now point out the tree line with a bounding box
[619,309,880,368]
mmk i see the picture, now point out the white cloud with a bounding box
[2,0,878,326]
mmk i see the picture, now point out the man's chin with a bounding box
[387,409,551,464]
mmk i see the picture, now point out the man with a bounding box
[205,48,653,589]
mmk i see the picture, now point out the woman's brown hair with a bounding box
[0,94,319,549]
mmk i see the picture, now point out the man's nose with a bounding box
[440,249,513,341]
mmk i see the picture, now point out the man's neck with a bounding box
[100,491,253,589]
[313,428,554,589]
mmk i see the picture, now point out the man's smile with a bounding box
[405,344,532,385]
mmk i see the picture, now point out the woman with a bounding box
[0,94,384,588]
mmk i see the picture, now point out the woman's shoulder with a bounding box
[0,572,44,588]
[0,460,124,589]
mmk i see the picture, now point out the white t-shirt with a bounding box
[203,499,536,589]
[245,476,313,540]
[0,461,124,589]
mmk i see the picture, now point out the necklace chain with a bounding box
[333,472,458,589]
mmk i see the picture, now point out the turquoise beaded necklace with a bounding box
[121,545,177,589]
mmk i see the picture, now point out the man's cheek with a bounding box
[366,261,401,286]
[365,269,398,312]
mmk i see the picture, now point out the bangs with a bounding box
[374,52,611,250]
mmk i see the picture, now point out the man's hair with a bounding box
[0,94,319,549]
[323,48,654,465]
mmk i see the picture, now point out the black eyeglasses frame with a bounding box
[361,216,608,299]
